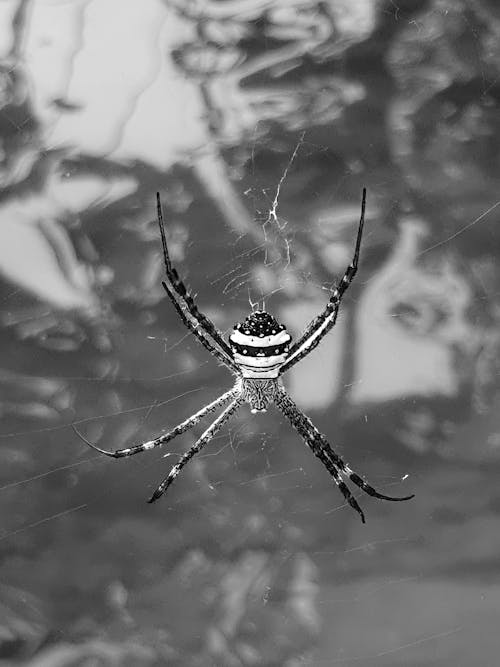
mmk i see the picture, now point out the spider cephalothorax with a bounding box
[229,311,292,379]
[239,377,279,413]
[76,189,414,522]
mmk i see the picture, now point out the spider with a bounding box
[75,189,414,523]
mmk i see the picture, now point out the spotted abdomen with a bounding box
[229,311,291,378]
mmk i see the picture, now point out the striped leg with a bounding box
[280,188,366,374]
[156,193,239,374]
[72,386,240,459]
[275,389,413,522]
[275,390,365,522]
[333,462,414,503]
[148,396,244,502]
[306,430,415,503]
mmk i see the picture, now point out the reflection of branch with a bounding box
[192,149,282,265]
[171,0,336,82]
[6,0,31,62]
[170,0,318,23]
[0,198,98,312]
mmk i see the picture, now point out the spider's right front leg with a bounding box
[148,394,244,502]
[73,385,240,459]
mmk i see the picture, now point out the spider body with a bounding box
[240,376,280,413]
[76,189,414,523]
[229,311,291,379]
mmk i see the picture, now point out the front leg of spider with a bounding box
[275,389,414,522]
[72,387,239,459]
[148,396,244,502]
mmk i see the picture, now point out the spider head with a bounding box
[229,311,292,378]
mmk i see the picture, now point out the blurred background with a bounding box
[1,0,500,664]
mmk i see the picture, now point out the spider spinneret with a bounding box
[74,188,414,523]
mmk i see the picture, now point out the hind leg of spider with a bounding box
[279,189,367,374]
[148,396,243,503]
[72,387,239,459]
[156,193,239,372]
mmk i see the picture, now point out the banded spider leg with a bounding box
[274,389,414,523]
[72,386,240,459]
[148,395,244,502]
[280,188,367,374]
[156,194,239,374]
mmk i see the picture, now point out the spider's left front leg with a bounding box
[275,389,413,523]
[148,394,244,503]
[275,390,366,522]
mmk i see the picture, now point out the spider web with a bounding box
[1,2,500,664]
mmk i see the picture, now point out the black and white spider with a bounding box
[76,189,414,523]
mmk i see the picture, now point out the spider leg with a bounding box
[337,466,415,502]
[274,390,365,522]
[275,389,413,522]
[306,435,414,503]
[156,193,239,374]
[292,419,414,503]
[280,188,366,374]
[148,396,244,503]
[72,386,240,459]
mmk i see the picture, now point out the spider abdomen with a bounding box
[229,310,291,378]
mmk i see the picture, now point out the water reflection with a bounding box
[0,1,500,665]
